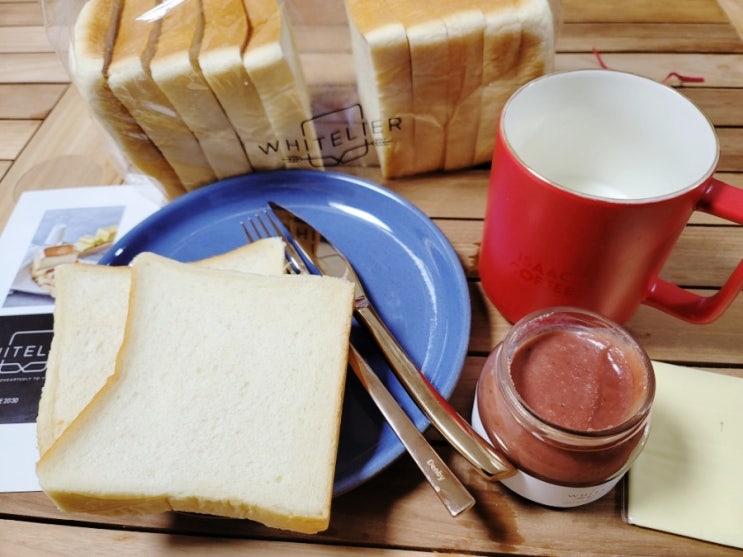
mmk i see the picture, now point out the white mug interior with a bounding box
[502,69,719,202]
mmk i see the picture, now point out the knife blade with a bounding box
[268,202,515,481]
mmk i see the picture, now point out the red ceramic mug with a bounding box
[480,69,743,324]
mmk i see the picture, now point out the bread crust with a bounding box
[108,0,217,190]
[70,0,186,198]
[36,253,353,534]
[149,0,254,179]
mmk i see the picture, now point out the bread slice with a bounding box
[344,0,416,178]
[35,265,131,457]
[149,0,253,180]
[108,0,217,190]
[69,0,185,198]
[474,0,555,163]
[242,0,323,170]
[388,2,449,174]
[199,0,285,171]
[440,8,484,170]
[194,238,286,275]
[36,238,285,456]
[37,252,353,533]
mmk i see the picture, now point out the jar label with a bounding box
[499,467,621,508]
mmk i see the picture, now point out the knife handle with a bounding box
[355,304,516,481]
[347,344,475,517]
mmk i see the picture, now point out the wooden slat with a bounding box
[2,519,436,557]
[556,52,743,86]
[0,119,39,159]
[0,26,54,53]
[0,52,68,84]
[667,225,743,286]
[715,172,743,187]
[683,88,743,126]
[0,2,42,25]
[0,86,123,231]
[5,458,739,557]
[718,127,743,171]
[558,22,743,53]
[382,168,489,219]
[718,0,743,38]
[561,0,729,23]
[628,294,743,365]
[383,170,743,223]
[470,282,743,366]
[435,219,743,289]
[0,84,66,118]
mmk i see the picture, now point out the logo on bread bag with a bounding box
[0,314,53,424]
[266,104,402,168]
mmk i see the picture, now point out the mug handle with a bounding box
[644,178,743,324]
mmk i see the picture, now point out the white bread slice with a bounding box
[474,0,555,163]
[199,0,285,171]
[36,238,285,456]
[440,8,484,170]
[344,0,415,178]
[242,0,323,170]
[69,0,185,198]
[149,0,253,180]
[387,3,449,174]
[108,0,217,190]
[194,238,285,275]
[37,252,353,533]
[35,265,131,457]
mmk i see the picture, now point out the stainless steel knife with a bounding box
[268,202,515,481]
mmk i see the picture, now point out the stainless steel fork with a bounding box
[241,211,475,517]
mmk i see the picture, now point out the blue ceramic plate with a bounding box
[100,170,470,495]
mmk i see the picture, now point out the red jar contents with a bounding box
[511,328,647,432]
[476,308,655,498]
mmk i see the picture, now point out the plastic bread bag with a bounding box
[41,0,559,199]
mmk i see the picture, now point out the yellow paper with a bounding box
[626,361,743,549]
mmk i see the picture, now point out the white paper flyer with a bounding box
[0,184,163,492]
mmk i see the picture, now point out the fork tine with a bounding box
[263,213,312,275]
[240,221,255,242]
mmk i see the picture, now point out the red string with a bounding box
[591,48,705,84]
[592,48,609,69]
[661,71,706,84]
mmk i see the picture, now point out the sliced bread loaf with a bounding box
[37,251,353,534]
[344,0,415,178]
[107,0,217,190]
[199,0,285,171]
[344,0,556,177]
[242,0,323,169]
[69,0,185,198]
[474,0,555,163]
[149,0,253,179]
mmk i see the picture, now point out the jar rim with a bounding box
[496,307,656,445]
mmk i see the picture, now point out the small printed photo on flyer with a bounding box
[2,205,124,310]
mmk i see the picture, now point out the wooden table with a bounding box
[2,0,743,555]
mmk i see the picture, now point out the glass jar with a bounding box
[473,307,655,507]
